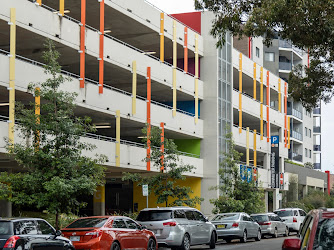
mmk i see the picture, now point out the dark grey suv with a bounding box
[0,218,74,250]
[136,207,216,250]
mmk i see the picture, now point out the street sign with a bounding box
[277,193,282,201]
[142,184,148,196]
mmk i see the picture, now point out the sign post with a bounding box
[271,136,279,188]
[142,184,148,208]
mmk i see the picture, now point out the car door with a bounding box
[299,210,306,226]
[112,218,129,248]
[247,216,258,237]
[192,211,210,244]
[36,220,67,249]
[124,218,146,249]
[184,210,198,245]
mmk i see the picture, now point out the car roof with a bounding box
[0,218,46,222]
[140,206,195,211]
[274,208,301,211]
[214,212,244,215]
[250,213,274,216]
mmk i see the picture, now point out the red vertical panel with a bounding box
[147,67,151,171]
[284,82,287,147]
[99,0,104,94]
[248,37,252,59]
[160,122,164,172]
[184,27,188,73]
[80,0,86,88]
[266,71,270,142]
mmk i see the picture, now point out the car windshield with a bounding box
[137,210,172,221]
[274,210,293,217]
[251,215,268,222]
[212,214,239,221]
[0,222,12,235]
[65,218,108,228]
[313,218,334,250]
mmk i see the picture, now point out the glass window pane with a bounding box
[222,61,227,81]
[227,63,231,83]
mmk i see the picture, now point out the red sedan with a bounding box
[282,208,334,250]
[61,216,157,250]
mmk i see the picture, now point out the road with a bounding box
[160,234,296,250]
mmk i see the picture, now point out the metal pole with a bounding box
[146,196,148,208]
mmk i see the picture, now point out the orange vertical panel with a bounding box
[266,71,270,142]
[80,0,86,88]
[160,122,164,172]
[99,0,104,94]
[37,0,42,5]
[147,67,151,171]
[184,27,188,73]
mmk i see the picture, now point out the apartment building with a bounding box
[0,0,297,217]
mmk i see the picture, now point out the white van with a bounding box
[274,208,307,232]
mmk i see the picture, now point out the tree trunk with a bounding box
[55,212,59,230]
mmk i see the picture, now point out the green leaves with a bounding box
[122,125,203,207]
[195,0,334,108]
[0,39,106,228]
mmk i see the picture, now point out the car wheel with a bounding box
[240,230,247,243]
[111,241,121,250]
[255,230,261,241]
[147,238,156,250]
[284,227,289,237]
[15,245,23,250]
[209,232,216,249]
[180,233,190,250]
[273,228,278,238]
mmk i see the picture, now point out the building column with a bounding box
[302,185,308,198]
[93,185,105,215]
[273,188,280,211]
[264,191,269,213]
[0,200,12,217]
[263,153,270,170]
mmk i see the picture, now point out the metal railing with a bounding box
[291,130,303,141]
[313,108,321,115]
[0,49,197,118]
[314,126,321,133]
[233,88,261,104]
[279,39,292,48]
[279,62,292,71]
[233,124,261,136]
[314,145,321,151]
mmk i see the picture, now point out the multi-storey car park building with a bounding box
[0,0,328,217]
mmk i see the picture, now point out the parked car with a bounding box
[251,213,289,238]
[274,208,306,232]
[282,208,334,250]
[211,212,261,243]
[136,207,216,250]
[61,216,157,250]
[0,218,74,250]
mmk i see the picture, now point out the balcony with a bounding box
[279,39,292,48]
[291,130,303,141]
[314,126,321,133]
[288,151,303,162]
[313,108,321,115]
[288,107,303,120]
[279,62,292,71]
[314,163,321,170]
[314,145,321,152]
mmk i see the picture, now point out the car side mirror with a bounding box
[55,230,62,237]
[282,238,301,250]
[205,217,209,222]
[140,225,147,230]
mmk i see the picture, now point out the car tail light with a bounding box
[163,221,177,227]
[85,230,102,239]
[259,221,271,225]
[293,217,297,223]
[232,223,239,228]
[4,236,20,248]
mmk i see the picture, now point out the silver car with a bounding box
[136,207,217,249]
[211,212,261,243]
[251,213,289,238]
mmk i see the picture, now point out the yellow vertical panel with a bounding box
[59,0,65,16]
[239,53,242,133]
[253,129,257,167]
[253,62,256,100]
[9,8,16,146]
[195,34,199,124]
[246,127,249,166]
[288,116,291,149]
[172,20,177,117]
[132,61,137,115]
[278,79,281,113]
[160,13,164,62]
[93,185,105,203]
[116,110,120,167]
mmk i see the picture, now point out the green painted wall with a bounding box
[174,139,201,156]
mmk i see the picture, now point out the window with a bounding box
[174,210,186,219]
[185,211,196,220]
[124,219,139,230]
[137,210,172,221]
[265,52,275,62]
[0,222,12,235]
[313,218,334,249]
[112,219,127,229]
[305,127,308,136]
[256,47,260,58]
[309,129,312,138]
[309,150,312,158]
[305,148,308,157]
[193,211,206,222]
[299,210,307,216]
[37,220,55,235]
[66,218,108,228]
[14,220,38,235]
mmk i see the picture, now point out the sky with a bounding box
[146,0,334,174]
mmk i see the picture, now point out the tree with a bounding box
[210,131,265,214]
[122,125,203,207]
[195,0,334,110]
[0,40,106,229]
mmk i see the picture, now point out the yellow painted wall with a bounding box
[133,177,202,212]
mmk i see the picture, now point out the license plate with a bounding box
[70,236,80,241]
[217,224,226,229]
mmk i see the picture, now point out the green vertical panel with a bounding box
[174,139,201,156]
